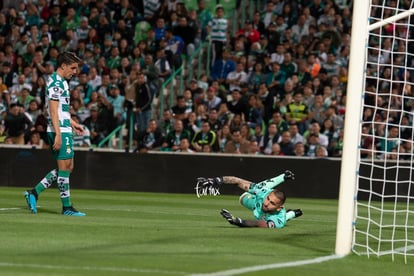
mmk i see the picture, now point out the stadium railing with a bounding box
[156,65,184,119]
[96,124,125,149]
[187,40,211,83]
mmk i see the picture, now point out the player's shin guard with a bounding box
[34,169,58,195]
[57,170,72,207]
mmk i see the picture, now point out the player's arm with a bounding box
[255,170,295,190]
[196,176,253,192]
[222,176,252,191]
[49,99,61,151]
[237,219,268,228]
[220,209,269,228]
[197,171,294,192]
[70,118,84,135]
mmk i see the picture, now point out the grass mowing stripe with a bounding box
[189,255,344,276]
[0,255,344,276]
[1,187,412,276]
[0,262,187,275]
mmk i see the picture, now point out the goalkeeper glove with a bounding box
[220,209,246,227]
[195,177,223,197]
[284,170,295,181]
[196,177,223,188]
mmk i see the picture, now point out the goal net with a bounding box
[335,1,414,263]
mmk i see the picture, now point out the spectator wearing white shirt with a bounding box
[88,66,102,90]
[10,74,32,104]
[76,17,91,41]
[288,122,305,145]
[208,5,228,65]
[226,62,248,92]
[270,44,285,65]
[71,114,91,148]
[154,48,171,83]
[261,2,276,28]
[308,121,329,148]
[322,52,340,77]
[291,15,309,44]
[204,86,222,112]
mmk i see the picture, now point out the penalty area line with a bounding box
[189,254,343,276]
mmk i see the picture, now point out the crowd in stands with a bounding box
[0,0,411,160]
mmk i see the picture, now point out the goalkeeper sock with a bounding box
[57,170,72,208]
[34,169,58,195]
[286,209,296,221]
[257,174,285,190]
[286,209,303,221]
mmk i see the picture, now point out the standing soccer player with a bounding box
[196,171,302,228]
[24,52,86,216]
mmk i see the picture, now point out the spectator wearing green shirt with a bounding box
[61,6,80,33]
[106,47,122,70]
[134,20,152,45]
[196,0,212,41]
[17,87,34,110]
[266,62,286,97]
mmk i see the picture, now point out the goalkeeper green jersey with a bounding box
[241,174,287,228]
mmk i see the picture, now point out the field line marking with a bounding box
[189,254,343,276]
[0,207,23,211]
[0,262,186,275]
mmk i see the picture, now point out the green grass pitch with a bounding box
[0,187,412,276]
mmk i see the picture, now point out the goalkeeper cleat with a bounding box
[62,206,86,217]
[24,190,38,214]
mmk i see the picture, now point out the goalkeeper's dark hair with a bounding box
[272,189,286,205]
[57,52,81,68]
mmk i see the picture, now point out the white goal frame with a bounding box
[335,1,414,257]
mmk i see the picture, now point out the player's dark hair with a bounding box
[273,189,286,205]
[57,52,81,68]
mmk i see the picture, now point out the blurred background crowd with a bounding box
[0,0,412,159]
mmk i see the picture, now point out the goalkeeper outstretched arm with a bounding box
[221,176,253,191]
[220,209,269,228]
[196,170,295,194]
[220,208,302,228]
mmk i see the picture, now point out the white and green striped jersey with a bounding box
[46,72,72,133]
[209,17,228,42]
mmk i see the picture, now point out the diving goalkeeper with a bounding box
[196,171,302,228]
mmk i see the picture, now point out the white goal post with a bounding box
[334,0,369,257]
[335,0,414,262]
